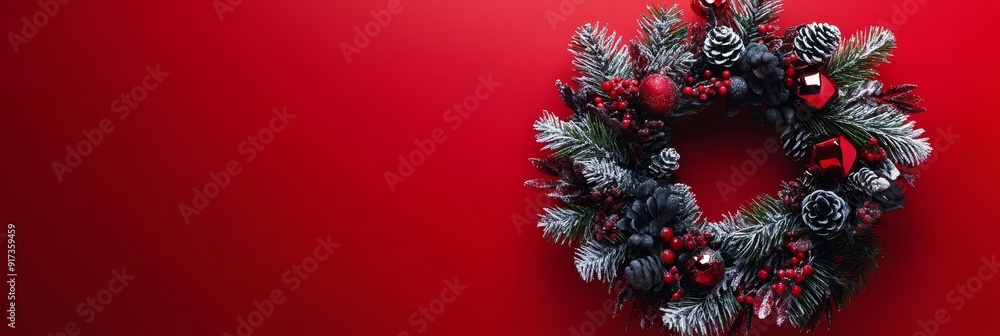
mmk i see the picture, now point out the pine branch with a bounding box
[801,99,931,166]
[721,196,800,261]
[661,269,741,336]
[575,241,629,282]
[570,23,634,93]
[539,206,594,245]
[672,183,702,232]
[785,256,836,329]
[638,4,692,74]
[534,111,628,163]
[824,27,896,89]
[579,158,639,192]
[831,233,881,308]
[731,0,782,42]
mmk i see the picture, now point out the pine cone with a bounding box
[849,168,891,194]
[703,26,743,67]
[649,148,680,177]
[619,180,678,248]
[625,255,664,291]
[781,125,814,159]
[801,190,850,239]
[739,43,784,81]
[794,23,842,64]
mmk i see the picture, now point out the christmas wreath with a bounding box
[527,0,931,334]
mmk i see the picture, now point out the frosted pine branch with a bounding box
[721,196,799,261]
[580,159,638,192]
[574,241,628,282]
[570,23,634,93]
[534,112,627,163]
[825,26,896,89]
[731,0,783,42]
[638,4,692,73]
[803,100,931,166]
[539,206,594,245]
[661,273,741,336]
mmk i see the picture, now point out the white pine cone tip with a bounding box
[794,22,842,64]
[703,26,744,67]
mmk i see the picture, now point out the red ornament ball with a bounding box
[638,74,679,115]
[682,248,726,288]
[691,0,729,18]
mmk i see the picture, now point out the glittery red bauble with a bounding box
[809,135,858,177]
[682,248,725,288]
[691,0,729,18]
[639,74,679,115]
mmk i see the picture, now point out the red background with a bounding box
[2,0,998,335]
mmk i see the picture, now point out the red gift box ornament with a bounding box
[809,135,857,177]
[798,71,837,109]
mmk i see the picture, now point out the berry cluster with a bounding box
[782,54,801,87]
[752,233,816,298]
[598,77,639,112]
[682,70,733,102]
[854,200,883,230]
[756,24,781,39]
[862,137,889,162]
[590,187,625,242]
[636,119,667,138]
[778,180,808,210]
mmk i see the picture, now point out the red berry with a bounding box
[768,25,778,32]
[609,91,619,100]
[862,215,873,224]
[617,87,626,94]
[683,87,695,96]
[669,237,683,251]
[745,297,754,304]
[699,93,708,101]
[758,25,768,34]
[614,77,622,83]
[631,79,639,87]
[622,80,631,88]
[661,227,675,242]
[791,285,802,296]
[661,249,677,264]
[593,97,603,104]
[789,54,798,63]
[869,137,879,145]
[709,78,718,84]
[803,265,813,276]
[790,257,800,266]
[618,101,627,110]
[621,119,631,127]
[795,274,805,283]
[737,295,745,303]
[785,242,794,251]
[630,87,638,94]
[786,67,795,76]
[697,85,706,93]
[722,70,731,79]
[601,81,612,92]
[759,270,769,280]
[865,152,876,161]
[596,103,606,109]
[687,77,695,84]
[672,293,681,301]
[773,283,787,294]
[796,252,806,260]
[722,79,731,87]
[719,87,728,96]
[685,240,696,250]
[704,70,712,78]
[609,233,617,241]
[785,78,795,87]
[704,232,712,240]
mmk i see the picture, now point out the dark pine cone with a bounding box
[625,255,665,291]
[619,180,679,249]
[801,190,850,239]
[703,26,743,67]
[739,43,784,81]
[794,23,842,64]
